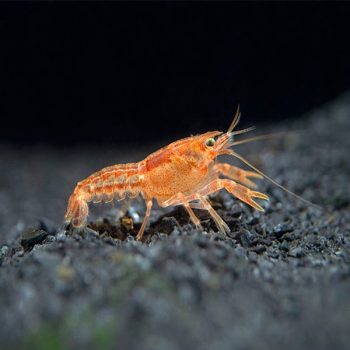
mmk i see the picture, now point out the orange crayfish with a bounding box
[65,107,314,240]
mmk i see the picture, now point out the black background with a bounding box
[1,3,350,146]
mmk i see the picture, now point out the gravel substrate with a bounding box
[0,93,350,350]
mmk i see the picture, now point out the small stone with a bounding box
[171,227,181,237]
[120,216,134,232]
[152,232,168,242]
[251,244,266,254]
[284,233,296,242]
[42,235,56,244]
[155,217,180,235]
[195,235,208,248]
[248,217,259,225]
[231,205,243,219]
[238,229,255,248]
[289,247,305,258]
[267,249,279,259]
[260,238,272,246]
[21,228,48,250]
[280,240,289,252]
[103,236,118,245]
[0,245,8,257]
[0,246,8,264]
[56,232,67,242]
[81,227,99,240]
[273,223,293,238]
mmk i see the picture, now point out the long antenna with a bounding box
[231,126,256,136]
[232,131,290,146]
[227,149,322,210]
[227,105,241,133]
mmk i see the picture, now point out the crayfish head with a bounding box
[191,130,232,163]
[194,105,241,162]
[179,105,251,165]
[199,105,256,160]
[173,131,223,168]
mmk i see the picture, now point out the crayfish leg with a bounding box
[214,163,262,189]
[196,179,269,212]
[182,202,203,230]
[196,196,230,234]
[136,200,153,241]
[161,193,203,231]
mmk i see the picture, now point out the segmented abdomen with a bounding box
[77,163,142,203]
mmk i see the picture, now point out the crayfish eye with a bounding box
[205,137,215,148]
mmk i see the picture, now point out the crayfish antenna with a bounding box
[227,105,241,133]
[227,105,255,137]
[225,149,322,210]
[231,131,290,146]
[231,126,256,136]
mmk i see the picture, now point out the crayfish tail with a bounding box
[65,192,89,227]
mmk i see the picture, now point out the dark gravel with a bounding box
[0,93,350,350]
